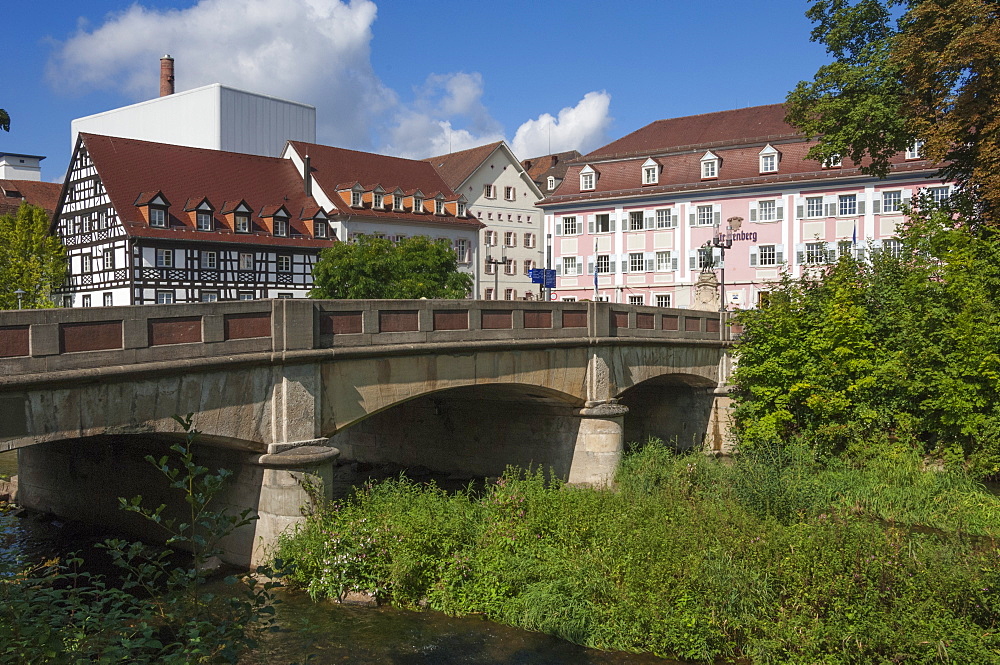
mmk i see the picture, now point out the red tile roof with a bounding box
[423,141,504,190]
[75,134,333,248]
[289,141,483,228]
[521,150,581,183]
[1,179,63,219]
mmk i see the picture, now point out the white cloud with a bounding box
[512,91,613,159]
[47,0,394,149]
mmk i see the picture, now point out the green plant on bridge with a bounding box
[0,416,285,663]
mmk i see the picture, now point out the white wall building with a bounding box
[0,153,44,181]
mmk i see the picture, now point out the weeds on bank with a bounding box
[276,440,1000,664]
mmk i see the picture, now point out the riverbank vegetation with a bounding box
[275,441,999,663]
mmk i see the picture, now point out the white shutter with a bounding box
[645,252,654,272]
[671,256,679,271]
[610,216,616,232]
[689,212,696,226]
[858,201,866,215]
[796,205,804,219]
[713,247,724,268]
[749,246,758,267]
[825,203,836,217]
[775,244,785,264]
[588,216,595,234]
[714,205,721,226]
[555,222,562,236]
[872,200,881,214]
[577,256,584,276]
[556,263,562,276]
[689,249,697,269]
[749,205,757,222]
[776,205,784,220]
[826,242,838,263]
[795,243,805,264]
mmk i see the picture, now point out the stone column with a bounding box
[567,399,629,486]
[250,444,339,568]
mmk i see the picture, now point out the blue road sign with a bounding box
[543,269,556,288]
[528,268,543,284]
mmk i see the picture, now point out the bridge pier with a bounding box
[567,400,629,486]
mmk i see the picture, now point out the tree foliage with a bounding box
[0,108,9,132]
[731,199,1000,478]
[0,202,68,309]
[787,0,1000,223]
[310,234,473,299]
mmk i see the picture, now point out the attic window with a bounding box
[759,144,779,173]
[413,196,424,213]
[196,211,212,231]
[457,202,467,217]
[235,212,250,233]
[823,155,842,168]
[642,158,659,185]
[314,219,327,238]
[149,206,167,228]
[393,194,404,211]
[274,215,288,237]
[580,165,597,191]
[547,176,555,191]
[351,191,362,207]
[905,140,924,160]
[435,199,445,215]
[700,151,719,179]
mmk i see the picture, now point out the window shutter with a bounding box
[871,239,883,253]
[577,257,583,276]
[855,246,866,261]
[776,244,785,264]
[749,246,758,267]
[826,241,838,263]
[621,260,628,273]
[645,252,654,272]
[714,211,721,226]
[610,217,616,232]
[825,203,835,217]
[713,247,724,268]
[776,206,784,220]
[796,205,804,219]
[872,200,881,214]
[795,243,805,264]
[555,222,562,236]
[689,250,697,269]
[689,212,696,226]
[588,217,595,234]
[749,206,757,222]
[858,201,866,215]
[645,214,655,230]
[556,264,562,276]
[671,256,679,271]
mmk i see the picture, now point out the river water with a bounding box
[0,450,676,665]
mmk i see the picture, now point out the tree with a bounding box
[786,0,1000,223]
[0,203,67,309]
[311,234,473,299]
[0,108,8,132]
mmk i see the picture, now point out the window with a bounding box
[596,254,611,274]
[484,258,497,275]
[758,200,777,221]
[454,239,469,263]
[277,255,291,272]
[595,214,612,233]
[484,184,496,199]
[656,294,672,308]
[505,231,516,247]
[805,241,827,264]
[235,213,250,233]
[697,205,714,226]
[629,295,644,306]
[700,152,718,178]
[351,191,363,207]
[62,295,72,308]
[156,291,174,304]
[485,230,498,246]
[200,291,218,302]
[457,202,466,217]
[838,240,853,259]
[394,195,404,211]
[806,196,823,218]
[629,211,645,231]
[562,216,579,235]
[839,194,858,216]
[927,186,950,204]
[523,259,535,275]
[237,291,255,301]
[82,215,91,233]
[197,211,212,231]
[413,197,424,212]
[202,251,217,269]
[435,200,445,215]
[504,186,515,201]
[155,249,172,268]
[504,288,515,300]
[314,220,327,238]
[239,253,254,270]
[547,176,555,190]
[561,297,577,302]
[656,251,674,271]
[149,207,167,228]
[81,255,92,272]
[758,244,777,266]
[273,218,288,237]
[629,252,645,272]
[656,209,674,228]
[103,293,113,307]
[760,153,777,173]
[581,171,595,190]
[905,140,924,160]
[277,293,294,299]
[103,249,114,270]
[484,288,495,300]
[643,164,658,184]
[823,155,842,168]
[82,294,92,308]
[562,256,578,276]
[504,258,515,275]
[696,247,713,269]
[523,233,536,248]
[882,190,902,214]
[883,238,902,258]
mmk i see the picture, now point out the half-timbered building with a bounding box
[53,133,333,307]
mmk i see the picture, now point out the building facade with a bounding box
[540,104,944,308]
[425,142,543,300]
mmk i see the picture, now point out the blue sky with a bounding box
[3,0,831,182]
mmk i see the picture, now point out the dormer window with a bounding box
[823,154,842,168]
[700,151,719,179]
[547,176,555,191]
[457,202,467,217]
[905,140,924,160]
[759,144,779,173]
[150,207,167,228]
[642,158,660,185]
[580,165,597,190]
[351,191,363,207]
[235,212,250,233]
[393,194,404,211]
[413,196,424,213]
[314,219,327,238]
[273,216,288,237]
[435,199,445,215]
[196,211,212,231]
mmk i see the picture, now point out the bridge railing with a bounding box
[0,300,731,378]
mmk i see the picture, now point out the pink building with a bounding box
[540,104,945,308]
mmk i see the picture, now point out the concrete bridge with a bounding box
[0,299,734,566]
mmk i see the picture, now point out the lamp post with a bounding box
[706,216,742,340]
[14,289,26,310]
[484,245,507,300]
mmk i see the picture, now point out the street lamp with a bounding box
[484,245,507,300]
[14,289,26,310]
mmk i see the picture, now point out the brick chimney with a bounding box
[160,55,175,97]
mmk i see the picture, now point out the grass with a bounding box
[275,441,1000,663]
